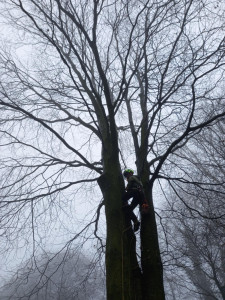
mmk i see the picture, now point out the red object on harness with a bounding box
[141,202,150,215]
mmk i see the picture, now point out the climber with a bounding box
[122,169,145,232]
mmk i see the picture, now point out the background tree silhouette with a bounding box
[1,249,105,300]
[162,121,225,300]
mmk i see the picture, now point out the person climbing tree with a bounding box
[122,169,145,232]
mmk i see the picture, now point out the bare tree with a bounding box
[162,121,225,299]
[1,249,105,300]
[0,0,224,299]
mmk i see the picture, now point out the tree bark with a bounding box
[135,122,165,299]
[98,142,142,300]
[140,181,165,300]
[220,286,225,300]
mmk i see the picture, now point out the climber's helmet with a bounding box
[123,169,134,178]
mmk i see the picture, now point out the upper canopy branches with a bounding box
[0,0,224,181]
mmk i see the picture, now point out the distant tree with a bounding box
[1,249,105,300]
[0,0,224,299]
[162,121,225,299]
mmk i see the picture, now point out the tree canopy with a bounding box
[0,0,224,299]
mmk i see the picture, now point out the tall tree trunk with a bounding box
[136,144,165,299]
[98,143,142,300]
[140,181,165,300]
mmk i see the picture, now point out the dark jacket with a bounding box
[126,175,143,191]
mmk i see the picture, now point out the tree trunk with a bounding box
[98,145,142,300]
[136,155,165,299]
[140,182,165,300]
